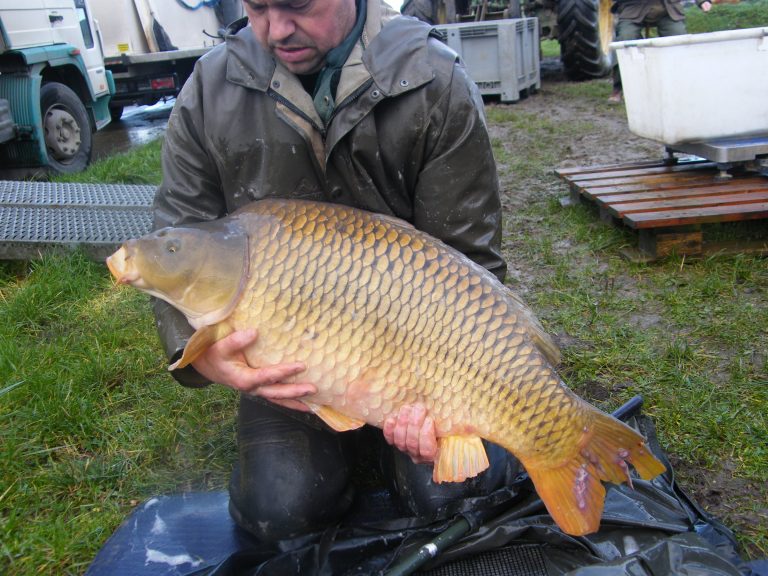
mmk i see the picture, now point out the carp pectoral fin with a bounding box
[169,324,232,371]
[521,411,666,536]
[432,436,490,483]
[312,405,366,432]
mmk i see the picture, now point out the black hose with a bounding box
[383,518,471,576]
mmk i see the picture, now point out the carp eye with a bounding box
[166,240,180,253]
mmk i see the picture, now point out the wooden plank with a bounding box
[575,172,728,199]
[624,202,768,228]
[581,169,721,187]
[585,174,728,195]
[639,229,703,258]
[593,179,767,203]
[564,161,714,183]
[554,158,679,178]
[584,171,736,193]
[555,157,707,177]
[607,192,768,217]
[133,0,159,53]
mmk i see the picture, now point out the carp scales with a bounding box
[106,199,665,536]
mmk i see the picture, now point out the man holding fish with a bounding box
[151,0,518,541]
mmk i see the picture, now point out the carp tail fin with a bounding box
[585,411,667,483]
[522,411,666,536]
[525,456,606,536]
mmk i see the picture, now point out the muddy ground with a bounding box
[489,60,766,560]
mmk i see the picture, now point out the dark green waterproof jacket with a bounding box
[153,0,507,386]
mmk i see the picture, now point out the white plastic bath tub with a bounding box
[611,27,768,145]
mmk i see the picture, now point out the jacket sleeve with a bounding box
[151,63,226,388]
[411,55,508,283]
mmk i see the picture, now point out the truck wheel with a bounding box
[40,82,92,173]
[556,0,615,80]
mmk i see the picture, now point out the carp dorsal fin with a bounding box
[505,291,562,366]
[309,404,366,432]
[169,323,233,371]
[432,435,490,483]
[529,327,562,367]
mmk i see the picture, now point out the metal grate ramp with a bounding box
[0,180,154,260]
[418,544,548,575]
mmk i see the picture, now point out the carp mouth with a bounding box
[106,245,139,285]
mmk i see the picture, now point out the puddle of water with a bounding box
[93,100,175,160]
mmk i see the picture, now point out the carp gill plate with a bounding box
[106,199,665,536]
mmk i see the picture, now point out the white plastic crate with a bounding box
[612,27,768,145]
[435,18,540,103]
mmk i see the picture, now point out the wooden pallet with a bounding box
[556,159,768,261]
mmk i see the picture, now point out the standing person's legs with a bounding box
[228,396,355,542]
[656,15,687,37]
[611,19,645,101]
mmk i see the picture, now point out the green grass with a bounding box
[0,252,238,574]
[52,139,164,185]
[489,80,767,558]
[1,140,239,574]
[686,0,768,33]
[540,38,559,58]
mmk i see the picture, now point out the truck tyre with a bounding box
[556,0,615,80]
[40,82,92,173]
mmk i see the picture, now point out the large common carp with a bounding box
[107,199,665,536]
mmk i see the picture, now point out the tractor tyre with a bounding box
[40,82,93,174]
[556,0,615,80]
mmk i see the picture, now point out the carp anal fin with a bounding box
[522,410,667,536]
[432,435,490,483]
[169,324,233,371]
[312,405,366,432]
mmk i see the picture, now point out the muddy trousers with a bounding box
[228,395,520,542]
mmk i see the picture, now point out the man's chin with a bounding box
[279,59,322,75]
[273,48,322,75]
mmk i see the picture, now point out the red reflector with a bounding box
[69,48,81,56]
[150,77,175,90]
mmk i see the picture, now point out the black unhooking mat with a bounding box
[86,401,767,576]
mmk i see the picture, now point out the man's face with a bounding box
[243,0,358,75]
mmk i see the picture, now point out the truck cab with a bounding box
[0,0,114,174]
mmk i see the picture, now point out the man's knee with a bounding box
[230,398,355,541]
[615,20,644,42]
[386,441,522,518]
[229,446,354,541]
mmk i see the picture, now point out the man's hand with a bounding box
[701,0,712,11]
[191,329,316,412]
[383,404,438,464]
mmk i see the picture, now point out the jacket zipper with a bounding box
[327,78,375,125]
[267,89,327,139]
